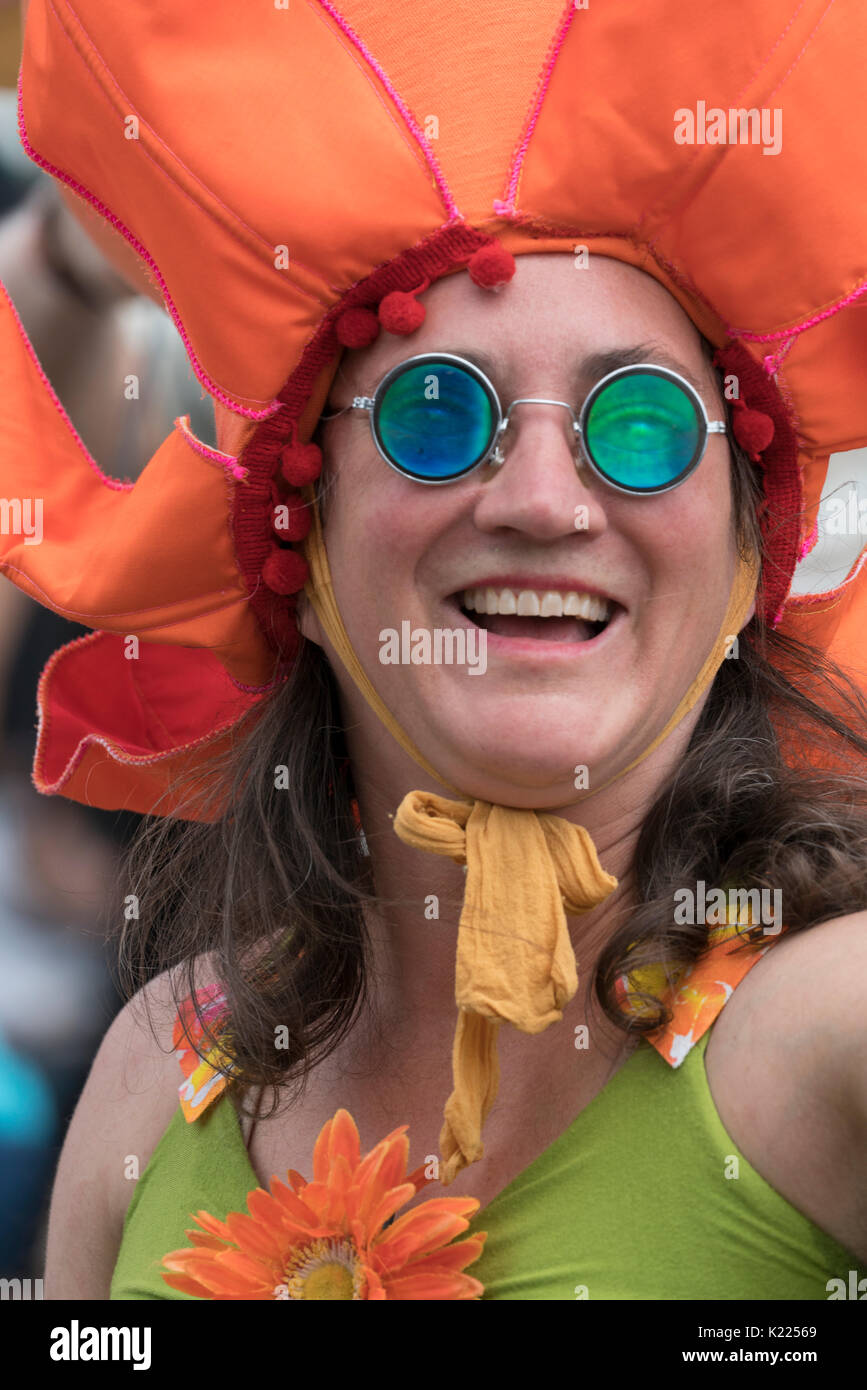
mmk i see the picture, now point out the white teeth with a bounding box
[540,591,564,618]
[461,586,612,622]
[564,592,609,622]
[517,591,540,616]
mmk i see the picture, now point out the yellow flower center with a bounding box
[282,1236,364,1300]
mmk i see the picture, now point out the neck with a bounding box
[343,700,706,1065]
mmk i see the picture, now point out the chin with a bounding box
[427,735,609,805]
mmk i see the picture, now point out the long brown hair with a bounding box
[115,391,867,1115]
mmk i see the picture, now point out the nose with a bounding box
[471,401,608,541]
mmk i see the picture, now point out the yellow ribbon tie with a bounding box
[392,791,618,1182]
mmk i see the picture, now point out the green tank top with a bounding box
[110,1024,863,1301]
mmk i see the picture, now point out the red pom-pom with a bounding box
[271,496,311,541]
[467,243,516,289]
[378,290,426,335]
[280,441,322,486]
[732,406,775,461]
[262,546,309,595]
[336,306,381,349]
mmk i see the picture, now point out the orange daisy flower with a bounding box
[161,1108,487,1300]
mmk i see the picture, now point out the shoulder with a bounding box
[769,911,867,1133]
[44,959,223,1299]
[706,911,867,1262]
[710,911,867,1109]
[723,911,867,1062]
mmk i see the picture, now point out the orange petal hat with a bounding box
[1,0,865,820]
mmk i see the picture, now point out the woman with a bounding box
[3,2,866,1299]
[47,252,867,1300]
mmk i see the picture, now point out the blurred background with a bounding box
[0,0,864,1286]
[0,1,217,1281]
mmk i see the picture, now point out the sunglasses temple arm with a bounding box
[320,395,376,422]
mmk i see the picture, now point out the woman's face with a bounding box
[298,254,746,807]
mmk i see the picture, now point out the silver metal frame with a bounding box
[321,352,727,496]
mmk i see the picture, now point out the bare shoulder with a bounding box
[44,959,221,1300]
[705,911,867,1264]
[711,910,867,1074]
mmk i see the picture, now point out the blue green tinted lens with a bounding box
[376,362,494,480]
[584,373,701,490]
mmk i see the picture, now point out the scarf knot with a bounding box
[393,790,618,1182]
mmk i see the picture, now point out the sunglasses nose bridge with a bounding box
[491,397,582,468]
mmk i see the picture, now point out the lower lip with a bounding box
[445,600,625,660]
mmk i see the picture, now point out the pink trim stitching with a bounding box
[174,417,248,481]
[798,517,819,561]
[0,276,132,492]
[735,278,867,342]
[494,1,577,216]
[32,633,257,801]
[16,70,282,422]
[314,0,458,220]
[762,336,797,375]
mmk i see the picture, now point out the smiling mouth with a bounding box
[453,586,618,644]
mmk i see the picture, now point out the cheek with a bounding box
[628,459,734,575]
[323,461,454,628]
[616,466,738,664]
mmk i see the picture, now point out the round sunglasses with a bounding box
[321,352,727,495]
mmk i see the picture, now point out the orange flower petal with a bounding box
[246,1186,287,1227]
[342,1185,363,1226]
[286,1168,307,1194]
[383,1269,484,1300]
[380,1195,479,1245]
[163,1255,243,1298]
[284,1182,330,1228]
[355,1131,410,1193]
[215,1249,280,1294]
[348,1215,368,1253]
[365,1182,417,1238]
[276,1216,333,1244]
[361,1263,387,1300]
[161,1270,211,1298]
[353,1134,411,1224]
[375,1212,475,1269]
[224,1210,289,1260]
[405,1162,432,1194]
[186,1230,234,1250]
[329,1107,362,1174]
[270,1181,320,1227]
[410,1232,488,1274]
[161,1249,209,1274]
[326,1152,355,1212]
[189,1210,234,1242]
[312,1108,359,1183]
[189,1260,258,1298]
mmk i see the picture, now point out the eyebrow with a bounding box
[442,342,709,396]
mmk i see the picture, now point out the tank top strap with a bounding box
[173,982,236,1121]
[616,919,786,1068]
